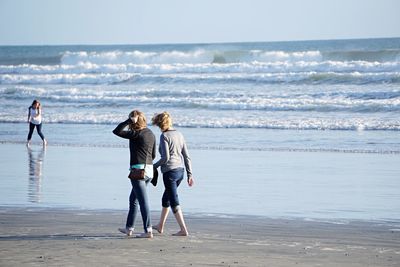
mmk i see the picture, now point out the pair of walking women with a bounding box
[113,110,194,238]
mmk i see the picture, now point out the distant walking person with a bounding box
[27,100,47,147]
[152,112,194,236]
[113,110,156,238]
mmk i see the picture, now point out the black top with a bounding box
[113,119,156,166]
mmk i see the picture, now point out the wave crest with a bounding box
[58,49,400,65]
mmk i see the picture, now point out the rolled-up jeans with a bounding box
[126,175,152,233]
[162,168,184,211]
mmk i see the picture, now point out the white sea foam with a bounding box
[1,56,399,86]
[58,49,400,65]
[1,61,399,75]
[0,73,137,84]
[258,50,323,62]
[1,107,399,130]
[61,49,214,65]
[2,86,399,113]
[1,71,399,85]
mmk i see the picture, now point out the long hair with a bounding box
[128,110,147,131]
[152,111,172,132]
[30,100,41,109]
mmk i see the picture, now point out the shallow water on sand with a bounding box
[0,143,399,223]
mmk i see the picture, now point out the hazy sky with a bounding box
[0,0,399,45]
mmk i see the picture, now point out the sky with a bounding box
[0,0,399,45]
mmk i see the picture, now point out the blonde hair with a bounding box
[128,110,147,131]
[152,111,172,132]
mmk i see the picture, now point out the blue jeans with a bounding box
[162,168,184,211]
[126,176,152,233]
[27,123,45,141]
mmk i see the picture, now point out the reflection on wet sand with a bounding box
[28,146,46,203]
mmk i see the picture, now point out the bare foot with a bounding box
[172,230,189,236]
[152,225,163,234]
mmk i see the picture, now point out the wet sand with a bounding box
[0,208,399,266]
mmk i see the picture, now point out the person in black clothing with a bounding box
[113,110,156,238]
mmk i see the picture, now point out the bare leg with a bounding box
[172,206,189,236]
[153,207,169,234]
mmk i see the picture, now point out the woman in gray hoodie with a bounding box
[152,112,194,236]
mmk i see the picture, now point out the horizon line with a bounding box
[1,36,399,47]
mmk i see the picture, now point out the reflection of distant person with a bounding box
[152,112,194,236]
[27,100,47,147]
[27,146,46,203]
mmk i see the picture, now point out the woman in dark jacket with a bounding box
[113,110,156,238]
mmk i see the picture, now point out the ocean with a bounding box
[1,38,400,152]
[0,38,399,222]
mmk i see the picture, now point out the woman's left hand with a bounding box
[188,177,194,187]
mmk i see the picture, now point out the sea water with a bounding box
[1,38,400,135]
[0,38,399,221]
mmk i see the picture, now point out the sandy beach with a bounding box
[0,208,399,267]
[0,142,399,266]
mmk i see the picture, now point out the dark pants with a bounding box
[126,177,152,233]
[27,123,45,141]
[162,168,184,210]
